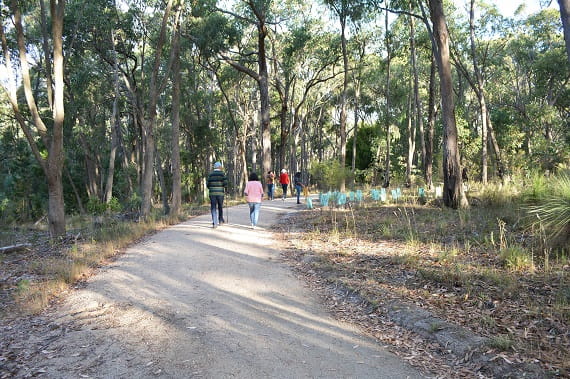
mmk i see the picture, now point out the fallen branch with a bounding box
[0,243,32,254]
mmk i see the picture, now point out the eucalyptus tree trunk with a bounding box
[45,0,66,236]
[410,11,426,181]
[220,3,272,181]
[429,0,468,209]
[39,0,54,111]
[104,30,120,204]
[213,68,250,194]
[155,148,169,214]
[301,113,309,182]
[468,0,507,183]
[425,54,436,190]
[559,0,570,63]
[352,80,360,174]
[2,0,67,237]
[278,91,288,171]
[339,14,348,192]
[78,132,101,199]
[486,112,508,181]
[469,0,488,184]
[315,105,325,163]
[258,26,272,182]
[140,0,174,219]
[170,11,182,217]
[65,167,85,214]
[352,37,365,176]
[115,105,133,200]
[405,82,415,188]
[383,4,392,189]
[272,52,290,173]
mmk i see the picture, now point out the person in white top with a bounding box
[244,172,264,229]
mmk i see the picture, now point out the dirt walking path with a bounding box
[2,199,423,378]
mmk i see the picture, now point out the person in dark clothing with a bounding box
[266,171,275,200]
[207,161,228,228]
[294,172,303,204]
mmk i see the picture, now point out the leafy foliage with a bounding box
[527,174,570,250]
[310,159,353,191]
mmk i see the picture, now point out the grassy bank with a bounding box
[283,179,569,376]
[0,204,210,317]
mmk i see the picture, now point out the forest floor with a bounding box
[0,198,568,378]
[277,202,569,378]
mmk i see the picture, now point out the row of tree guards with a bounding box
[314,186,441,208]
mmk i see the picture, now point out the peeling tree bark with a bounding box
[429,0,468,209]
[170,9,182,217]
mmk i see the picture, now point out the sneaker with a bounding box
[213,223,218,229]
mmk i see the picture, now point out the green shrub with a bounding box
[126,192,142,212]
[521,171,551,204]
[477,181,520,207]
[310,159,353,191]
[85,196,124,215]
[107,197,122,212]
[86,198,107,215]
[527,175,570,251]
[499,246,534,271]
[487,334,514,351]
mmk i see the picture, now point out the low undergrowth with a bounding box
[0,203,209,317]
[285,197,569,376]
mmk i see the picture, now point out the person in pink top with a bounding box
[244,172,264,229]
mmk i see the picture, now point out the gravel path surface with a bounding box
[6,199,423,378]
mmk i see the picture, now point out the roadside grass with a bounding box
[0,203,210,317]
[286,183,569,375]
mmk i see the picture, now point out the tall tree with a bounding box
[1,0,67,237]
[140,0,175,218]
[409,6,425,187]
[351,31,367,175]
[323,0,368,191]
[273,25,341,174]
[383,2,392,188]
[559,0,570,62]
[450,0,507,183]
[218,0,273,181]
[170,4,183,216]
[428,0,468,208]
[104,29,121,204]
[425,53,437,190]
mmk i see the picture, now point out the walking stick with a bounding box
[225,190,228,224]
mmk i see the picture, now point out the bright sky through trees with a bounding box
[0,1,561,84]
[464,0,556,17]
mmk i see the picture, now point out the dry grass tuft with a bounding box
[283,193,570,375]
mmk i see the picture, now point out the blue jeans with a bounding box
[267,184,274,200]
[248,202,261,226]
[210,195,225,225]
[295,184,302,203]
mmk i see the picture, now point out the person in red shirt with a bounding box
[279,169,290,201]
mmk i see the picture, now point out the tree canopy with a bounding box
[1,0,568,233]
